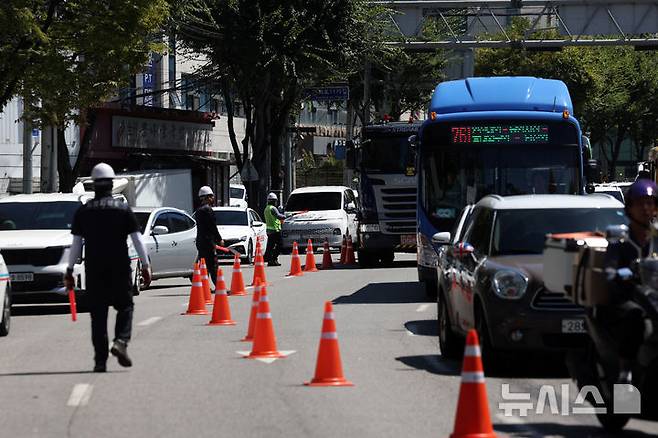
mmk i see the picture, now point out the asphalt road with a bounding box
[2,253,657,437]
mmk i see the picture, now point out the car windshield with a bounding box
[215,210,248,226]
[361,135,412,173]
[0,201,80,230]
[230,187,245,199]
[286,192,342,211]
[594,190,624,203]
[491,208,627,255]
[134,212,150,234]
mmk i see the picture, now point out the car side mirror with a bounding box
[453,242,474,258]
[432,232,451,245]
[252,220,263,227]
[152,225,169,235]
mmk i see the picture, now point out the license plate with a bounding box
[10,272,34,282]
[561,318,586,333]
[401,234,416,245]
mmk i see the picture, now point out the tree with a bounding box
[0,0,170,190]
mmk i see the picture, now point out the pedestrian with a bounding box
[195,186,223,289]
[264,192,286,266]
[64,163,152,372]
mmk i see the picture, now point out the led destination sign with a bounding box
[451,124,549,144]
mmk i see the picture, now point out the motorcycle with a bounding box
[566,224,658,432]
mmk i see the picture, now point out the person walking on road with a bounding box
[264,192,286,266]
[64,163,152,372]
[195,186,223,288]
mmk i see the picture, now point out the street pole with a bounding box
[283,129,292,201]
[22,96,33,194]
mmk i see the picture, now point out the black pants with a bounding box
[265,231,281,263]
[597,300,645,361]
[87,274,134,365]
[198,249,217,290]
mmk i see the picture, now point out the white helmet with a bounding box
[267,192,278,201]
[91,162,115,180]
[198,186,214,197]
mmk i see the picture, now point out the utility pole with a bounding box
[22,96,33,194]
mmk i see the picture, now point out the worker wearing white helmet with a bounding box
[264,191,286,266]
[195,185,223,289]
[65,162,151,372]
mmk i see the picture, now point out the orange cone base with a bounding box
[240,336,253,342]
[304,266,318,272]
[244,350,286,359]
[287,271,304,277]
[182,309,208,315]
[208,319,236,326]
[449,433,496,438]
[304,377,353,387]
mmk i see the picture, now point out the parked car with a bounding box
[593,183,625,203]
[281,186,359,250]
[212,207,267,264]
[0,252,11,336]
[132,207,197,288]
[229,184,248,209]
[433,194,627,366]
[0,193,139,302]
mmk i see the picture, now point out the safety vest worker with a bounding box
[264,192,286,266]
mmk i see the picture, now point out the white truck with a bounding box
[73,169,194,214]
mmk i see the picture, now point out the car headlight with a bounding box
[359,223,380,232]
[492,270,528,300]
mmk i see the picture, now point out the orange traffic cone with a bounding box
[244,284,285,359]
[345,235,356,265]
[230,254,247,296]
[184,263,208,315]
[287,241,304,276]
[199,258,213,305]
[450,330,496,438]
[339,235,347,264]
[321,239,333,270]
[241,280,262,342]
[305,301,353,386]
[251,244,267,286]
[208,268,236,326]
[304,239,318,272]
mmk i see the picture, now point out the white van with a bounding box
[281,186,358,250]
[229,184,248,209]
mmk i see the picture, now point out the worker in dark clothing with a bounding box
[64,163,151,372]
[264,192,286,266]
[195,186,223,289]
[603,179,656,383]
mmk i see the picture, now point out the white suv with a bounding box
[0,193,139,302]
[281,186,359,250]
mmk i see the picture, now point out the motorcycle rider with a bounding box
[602,179,657,383]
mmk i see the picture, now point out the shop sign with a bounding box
[112,116,212,152]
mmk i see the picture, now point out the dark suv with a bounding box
[434,194,627,365]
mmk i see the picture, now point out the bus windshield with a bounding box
[361,135,411,173]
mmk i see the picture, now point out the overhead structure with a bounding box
[373,0,658,49]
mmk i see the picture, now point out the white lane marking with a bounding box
[67,384,93,407]
[416,304,431,312]
[137,316,162,327]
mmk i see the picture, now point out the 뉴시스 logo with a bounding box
[498,383,641,417]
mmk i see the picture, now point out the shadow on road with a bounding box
[0,370,126,376]
[494,422,656,437]
[405,319,438,336]
[11,304,89,316]
[395,354,460,376]
[144,283,190,291]
[333,281,429,305]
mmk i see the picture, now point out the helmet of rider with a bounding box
[625,179,658,207]
[198,186,214,198]
[267,192,278,201]
[91,162,116,181]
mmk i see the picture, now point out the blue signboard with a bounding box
[306,86,349,102]
[143,56,155,106]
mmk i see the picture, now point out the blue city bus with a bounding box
[416,77,591,294]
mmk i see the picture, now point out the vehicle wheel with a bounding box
[132,262,142,296]
[438,292,461,359]
[0,287,10,336]
[419,266,438,300]
[380,251,394,266]
[475,304,503,373]
[358,250,378,268]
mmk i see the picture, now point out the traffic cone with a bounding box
[208,268,236,326]
[184,263,208,315]
[304,238,318,272]
[251,244,267,286]
[287,241,304,276]
[339,235,347,264]
[450,329,496,438]
[305,301,353,386]
[230,253,247,296]
[321,239,333,270]
[244,284,285,359]
[241,280,262,342]
[199,258,213,305]
[345,235,356,265]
